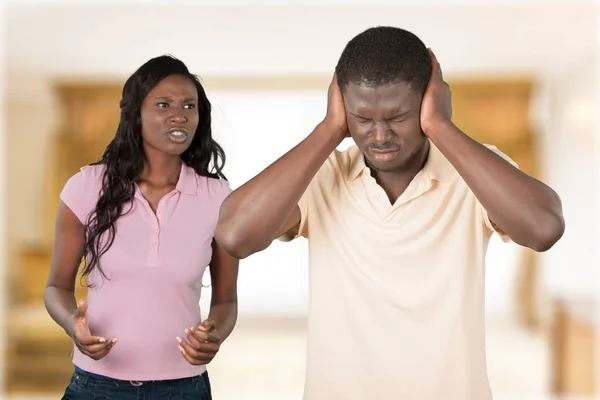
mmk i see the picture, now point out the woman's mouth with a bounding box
[166,129,188,144]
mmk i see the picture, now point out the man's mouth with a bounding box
[369,148,400,161]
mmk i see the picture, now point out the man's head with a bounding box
[335,26,432,173]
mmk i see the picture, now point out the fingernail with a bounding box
[99,338,106,343]
[184,328,189,335]
[112,338,118,344]
[190,326,195,331]
[178,345,185,354]
[176,337,182,343]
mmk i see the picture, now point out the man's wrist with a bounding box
[317,120,348,143]
[423,118,455,141]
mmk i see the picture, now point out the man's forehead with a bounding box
[345,81,415,97]
[343,81,417,110]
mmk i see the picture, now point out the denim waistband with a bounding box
[75,366,108,380]
[73,366,202,385]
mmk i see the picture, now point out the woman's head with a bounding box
[140,73,200,156]
[112,55,224,176]
[82,56,226,282]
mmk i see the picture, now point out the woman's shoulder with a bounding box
[64,163,106,192]
[71,163,105,181]
[60,164,106,224]
[205,175,231,190]
[194,173,232,201]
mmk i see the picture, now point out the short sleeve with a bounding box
[277,149,347,242]
[277,186,310,242]
[277,148,343,243]
[59,165,104,224]
[477,145,519,242]
[213,178,233,205]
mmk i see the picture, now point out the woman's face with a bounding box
[140,74,200,156]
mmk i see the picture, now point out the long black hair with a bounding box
[81,55,226,282]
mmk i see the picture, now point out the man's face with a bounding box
[343,81,426,173]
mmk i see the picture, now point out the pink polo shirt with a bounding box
[59,162,232,381]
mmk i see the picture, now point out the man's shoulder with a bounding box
[482,144,519,168]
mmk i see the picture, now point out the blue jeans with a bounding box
[61,368,212,399]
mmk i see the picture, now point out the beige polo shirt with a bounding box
[280,141,516,400]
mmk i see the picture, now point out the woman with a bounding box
[44,55,239,399]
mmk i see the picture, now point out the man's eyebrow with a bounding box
[349,112,369,119]
[384,110,410,120]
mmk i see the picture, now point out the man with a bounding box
[216,27,564,400]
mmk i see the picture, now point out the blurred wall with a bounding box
[3,2,598,318]
[533,52,598,313]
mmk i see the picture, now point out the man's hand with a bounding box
[69,299,117,360]
[322,73,349,139]
[177,319,222,366]
[420,49,453,136]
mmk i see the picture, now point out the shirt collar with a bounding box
[347,140,453,182]
[176,162,198,195]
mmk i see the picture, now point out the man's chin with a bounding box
[366,158,404,174]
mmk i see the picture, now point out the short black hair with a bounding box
[335,26,432,94]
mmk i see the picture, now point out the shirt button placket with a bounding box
[148,222,160,266]
[148,199,164,266]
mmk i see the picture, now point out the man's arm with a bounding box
[215,75,348,259]
[421,50,564,252]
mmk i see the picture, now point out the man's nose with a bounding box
[371,121,392,144]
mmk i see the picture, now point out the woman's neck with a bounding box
[140,151,182,186]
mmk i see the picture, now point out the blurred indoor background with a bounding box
[1,0,599,399]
